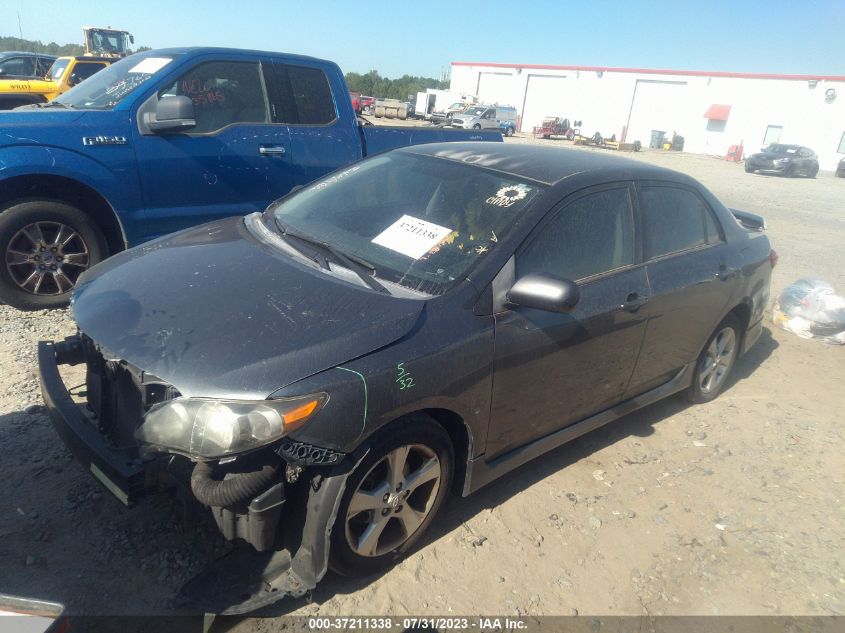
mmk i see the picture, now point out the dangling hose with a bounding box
[190,460,279,508]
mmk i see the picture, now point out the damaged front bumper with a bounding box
[38,337,146,505]
[38,334,364,615]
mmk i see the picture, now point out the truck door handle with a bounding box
[620,293,649,313]
[259,146,286,156]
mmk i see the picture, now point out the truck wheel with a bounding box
[329,415,454,577]
[504,126,514,137]
[0,200,107,310]
[686,314,740,404]
[472,124,481,130]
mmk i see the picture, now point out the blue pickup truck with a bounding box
[0,47,501,309]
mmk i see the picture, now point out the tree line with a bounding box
[345,70,448,100]
[0,35,151,56]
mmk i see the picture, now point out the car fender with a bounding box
[0,144,143,240]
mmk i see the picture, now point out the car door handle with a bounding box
[259,146,286,156]
[619,293,649,313]
[715,265,739,281]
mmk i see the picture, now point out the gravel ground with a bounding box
[0,136,843,629]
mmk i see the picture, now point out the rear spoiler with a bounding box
[730,208,766,231]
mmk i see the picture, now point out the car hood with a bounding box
[71,216,425,399]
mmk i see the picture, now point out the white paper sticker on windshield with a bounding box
[128,57,173,74]
[372,215,453,259]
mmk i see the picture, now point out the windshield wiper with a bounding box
[36,101,72,109]
[273,217,389,294]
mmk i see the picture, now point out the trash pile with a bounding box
[773,279,845,344]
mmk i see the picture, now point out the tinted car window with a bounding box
[160,61,269,133]
[639,186,714,259]
[72,62,107,82]
[517,188,634,281]
[0,56,36,77]
[286,65,336,124]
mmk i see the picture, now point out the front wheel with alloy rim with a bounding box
[686,314,740,404]
[329,416,453,576]
[0,200,107,310]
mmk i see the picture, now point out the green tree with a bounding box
[345,69,448,100]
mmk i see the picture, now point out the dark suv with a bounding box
[745,143,819,177]
[40,143,774,614]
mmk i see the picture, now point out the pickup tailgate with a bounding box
[362,125,502,156]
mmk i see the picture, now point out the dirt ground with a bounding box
[0,133,843,629]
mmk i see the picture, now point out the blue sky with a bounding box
[3,0,843,78]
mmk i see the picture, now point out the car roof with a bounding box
[401,142,684,186]
[0,51,57,59]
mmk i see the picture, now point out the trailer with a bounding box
[532,117,581,140]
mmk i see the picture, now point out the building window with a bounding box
[763,125,782,146]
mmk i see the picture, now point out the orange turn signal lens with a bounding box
[282,398,321,430]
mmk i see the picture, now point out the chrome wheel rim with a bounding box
[699,327,736,394]
[345,444,441,558]
[5,221,90,295]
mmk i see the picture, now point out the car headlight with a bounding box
[134,393,327,460]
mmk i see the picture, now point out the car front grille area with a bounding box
[82,336,181,454]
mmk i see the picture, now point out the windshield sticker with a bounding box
[486,183,532,208]
[371,215,453,259]
[128,57,172,74]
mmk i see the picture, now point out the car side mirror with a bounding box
[148,95,196,133]
[506,274,580,313]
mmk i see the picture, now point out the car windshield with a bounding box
[465,106,485,116]
[47,58,70,81]
[54,53,178,109]
[765,144,798,155]
[270,152,544,295]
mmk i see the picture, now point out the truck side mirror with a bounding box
[147,96,196,133]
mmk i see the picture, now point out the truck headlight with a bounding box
[135,394,327,460]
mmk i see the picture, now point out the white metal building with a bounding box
[450,61,845,171]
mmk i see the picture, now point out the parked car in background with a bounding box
[429,100,470,124]
[836,157,845,178]
[0,51,56,78]
[40,143,773,614]
[0,55,114,110]
[0,47,501,310]
[0,51,57,110]
[451,105,517,133]
[745,144,819,178]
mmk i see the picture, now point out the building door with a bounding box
[763,125,782,146]
[626,80,688,147]
[520,74,568,133]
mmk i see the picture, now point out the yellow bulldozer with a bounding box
[0,27,134,110]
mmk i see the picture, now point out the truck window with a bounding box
[286,65,336,124]
[159,61,270,134]
[72,62,108,83]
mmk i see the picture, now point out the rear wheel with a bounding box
[0,200,107,310]
[744,163,754,173]
[504,126,514,137]
[329,416,453,576]
[686,314,741,404]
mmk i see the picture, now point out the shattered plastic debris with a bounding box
[773,279,845,344]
